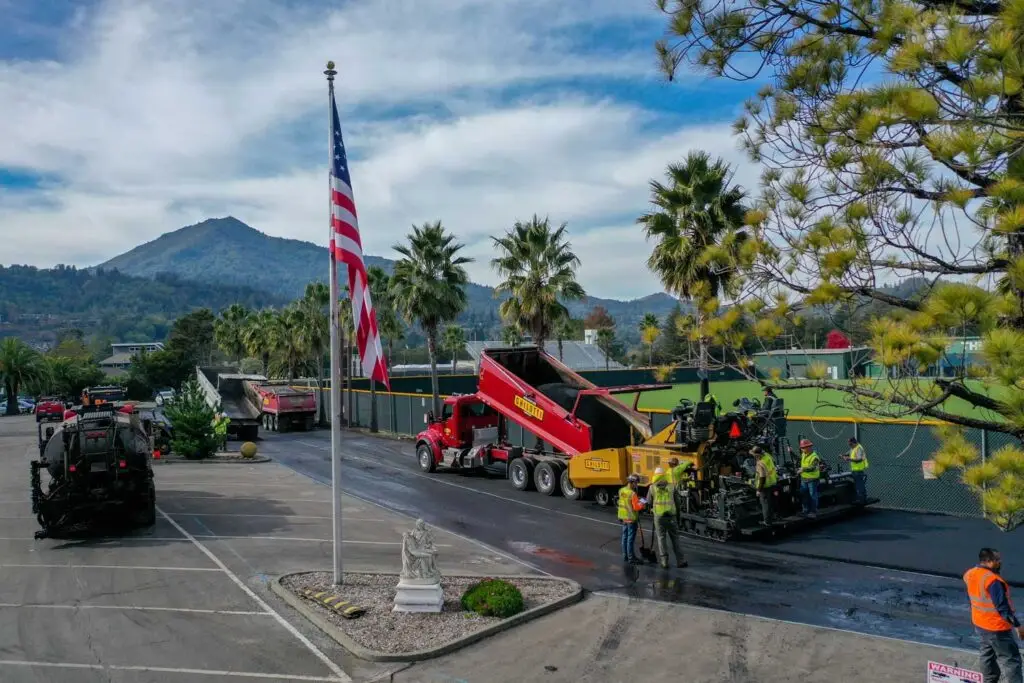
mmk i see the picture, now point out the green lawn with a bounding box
[628,379,1005,421]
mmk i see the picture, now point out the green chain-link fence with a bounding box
[311,388,1006,519]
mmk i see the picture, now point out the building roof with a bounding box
[753,346,872,357]
[463,341,624,371]
[111,341,164,348]
[99,352,135,366]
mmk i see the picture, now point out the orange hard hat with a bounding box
[799,439,813,448]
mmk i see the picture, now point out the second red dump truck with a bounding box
[243,382,317,433]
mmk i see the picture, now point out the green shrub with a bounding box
[460,578,524,618]
[163,379,219,460]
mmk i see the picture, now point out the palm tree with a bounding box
[442,324,467,374]
[554,315,577,361]
[294,282,330,425]
[390,221,472,416]
[367,266,400,432]
[338,286,355,426]
[501,324,522,347]
[242,309,282,376]
[491,215,585,350]
[270,307,308,380]
[0,338,48,415]
[638,151,748,398]
[596,328,615,371]
[640,313,661,367]
[214,304,252,365]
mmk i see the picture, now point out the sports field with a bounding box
[630,379,1002,420]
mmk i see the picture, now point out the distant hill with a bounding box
[97,216,681,336]
[0,264,285,344]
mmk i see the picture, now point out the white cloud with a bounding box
[0,0,755,301]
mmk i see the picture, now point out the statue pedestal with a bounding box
[393,578,444,613]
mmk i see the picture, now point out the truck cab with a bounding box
[416,394,502,471]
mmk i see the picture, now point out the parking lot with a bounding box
[0,415,529,682]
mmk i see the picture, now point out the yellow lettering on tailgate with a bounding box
[583,458,610,472]
[514,395,545,420]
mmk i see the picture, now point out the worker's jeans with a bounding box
[852,472,867,503]
[801,480,819,515]
[654,514,684,568]
[978,629,1022,683]
[620,521,638,561]
[758,488,774,524]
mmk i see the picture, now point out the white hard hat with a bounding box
[654,467,665,475]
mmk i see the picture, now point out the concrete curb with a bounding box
[271,571,583,663]
[152,455,272,465]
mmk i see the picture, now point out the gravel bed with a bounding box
[283,571,575,654]
[154,452,270,464]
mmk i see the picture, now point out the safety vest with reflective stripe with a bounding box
[849,444,868,472]
[617,487,638,522]
[652,484,675,517]
[801,452,820,480]
[758,454,778,488]
[964,566,1015,632]
[668,464,688,487]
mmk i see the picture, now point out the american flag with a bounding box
[329,89,390,389]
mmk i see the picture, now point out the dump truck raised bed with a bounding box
[414,346,876,541]
[195,367,263,441]
[414,346,668,500]
[244,381,317,432]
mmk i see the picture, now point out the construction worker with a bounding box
[703,392,721,416]
[841,437,869,504]
[796,438,820,518]
[618,474,645,565]
[213,412,230,451]
[751,446,778,525]
[650,476,687,569]
[964,548,1022,683]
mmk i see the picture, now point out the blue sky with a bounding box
[0,0,760,299]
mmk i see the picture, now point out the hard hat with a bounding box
[627,474,640,484]
[654,467,665,475]
[668,457,679,466]
[799,439,813,448]
[750,446,763,456]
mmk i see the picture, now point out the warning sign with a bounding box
[927,661,982,683]
[922,460,938,480]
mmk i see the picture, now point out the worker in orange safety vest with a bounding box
[964,547,1022,683]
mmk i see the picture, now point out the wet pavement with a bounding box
[258,429,1011,652]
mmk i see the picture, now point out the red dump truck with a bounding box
[414,346,668,503]
[243,382,317,433]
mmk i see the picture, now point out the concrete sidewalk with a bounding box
[384,592,981,683]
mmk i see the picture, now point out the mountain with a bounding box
[98,217,681,334]
[0,264,285,345]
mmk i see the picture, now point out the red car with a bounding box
[34,397,66,423]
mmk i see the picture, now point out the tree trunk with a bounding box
[4,379,17,416]
[339,327,347,426]
[317,353,327,427]
[451,353,457,374]
[426,325,441,417]
[346,338,354,428]
[649,344,653,367]
[370,378,378,433]
[557,337,564,361]
[697,308,710,400]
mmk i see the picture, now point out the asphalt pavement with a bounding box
[0,415,527,682]
[259,427,1023,652]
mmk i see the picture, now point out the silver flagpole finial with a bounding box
[324,61,337,81]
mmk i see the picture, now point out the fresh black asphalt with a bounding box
[260,427,1024,652]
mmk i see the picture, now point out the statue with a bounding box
[400,519,440,582]
[393,519,444,613]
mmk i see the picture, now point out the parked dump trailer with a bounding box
[195,367,263,441]
[414,346,876,541]
[244,382,317,433]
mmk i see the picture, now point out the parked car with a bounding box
[18,399,35,415]
[154,389,175,406]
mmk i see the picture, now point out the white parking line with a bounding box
[0,563,219,572]
[192,534,434,545]
[157,508,350,682]
[170,512,334,520]
[0,660,345,681]
[0,603,270,616]
[163,496,332,504]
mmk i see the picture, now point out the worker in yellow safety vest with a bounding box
[703,393,720,416]
[796,438,820,518]
[841,437,869,504]
[213,412,230,451]
[667,456,696,516]
[751,446,778,525]
[964,547,1022,683]
[617,474,645,565]
[650,477,687,569]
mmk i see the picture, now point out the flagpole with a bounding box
[325,60,344,586]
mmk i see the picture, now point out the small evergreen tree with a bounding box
[163,379,219,460]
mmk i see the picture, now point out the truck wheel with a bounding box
[271,415,278,432]
[560,468,584,500]
[594,487,614,507]
[509,458,534,491]
[534,462,560,496]
[417,444,437,473]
